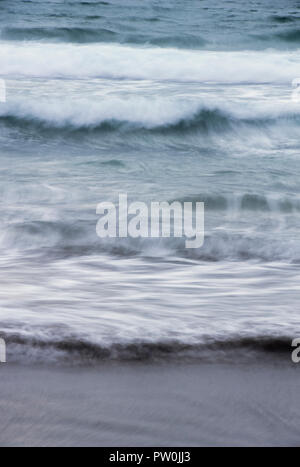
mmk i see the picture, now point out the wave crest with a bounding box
[1,98,300,134]
[0,43,299,83]
[0,27,207,48]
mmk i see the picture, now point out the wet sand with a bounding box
[0,362,299,447]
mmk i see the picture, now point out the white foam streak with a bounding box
[0,42,300,83]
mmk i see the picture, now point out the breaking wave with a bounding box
[0,27,207,48]
[0,42,300,83]
[1,98,300,134]
[0,27,118,43]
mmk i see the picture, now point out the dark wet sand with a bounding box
[0,362,299,447]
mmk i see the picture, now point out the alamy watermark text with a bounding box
[96,194,205,249]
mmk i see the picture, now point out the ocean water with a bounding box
[0,0,300,364]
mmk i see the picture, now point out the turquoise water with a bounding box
[0,0,300,363]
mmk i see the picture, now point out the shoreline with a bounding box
[0,361,299,447]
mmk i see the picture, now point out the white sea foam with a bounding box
[0,96,201,127]
[0,42,300,83]
[1,94,300,129]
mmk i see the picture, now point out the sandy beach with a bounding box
[0,361,299,447]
